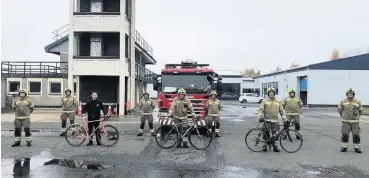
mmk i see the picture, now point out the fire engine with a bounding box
[152,59,222,126]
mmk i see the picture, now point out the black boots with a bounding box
[137,133,143,136]
[60,132,66,137]
[12,141,21,147]
[215,133,221,137]
[341,147,347,152]
[11,141,31,147]
[354,148,362,153]
[87,140,93,146]
[273,145,280,152]
[182,143,189,148]
[151,132,155,137]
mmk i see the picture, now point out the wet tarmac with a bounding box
[2,104,369,178]
[2,157,368,178]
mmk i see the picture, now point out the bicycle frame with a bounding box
[73,116,108,139]
[261,121,292,144]
[168,117,201,140]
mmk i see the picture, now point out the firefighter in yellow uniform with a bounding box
[206,90,222,137]
[282,88,303,140]
[338,88,363,153]
[60,88,77,136]
[12,89,35,147]
[257,87,287,152]
[137,91,156,136]
[168,88,195,148]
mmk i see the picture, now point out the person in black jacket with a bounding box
[83,92,106,146]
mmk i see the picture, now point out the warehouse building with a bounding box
[252,54,369,106]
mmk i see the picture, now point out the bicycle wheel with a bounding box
[98,125,119,147]
[65,124,87,147]
[154,125,178,149]
[188,126,212,150]
[279,129,303,153]
[245,128,269,152]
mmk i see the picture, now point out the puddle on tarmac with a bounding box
[1,158,117,178]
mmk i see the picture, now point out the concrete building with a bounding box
[1,0,157,114]
[252,54,369,106]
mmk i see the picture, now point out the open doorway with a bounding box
[124,76,128,115]
[298,76,308,105]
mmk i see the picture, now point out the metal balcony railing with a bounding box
[135,62,156,83]
[1,61,68,78]
[51,24,154,56]
[1,61,156,83]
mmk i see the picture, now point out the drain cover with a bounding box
[299,164,369,177]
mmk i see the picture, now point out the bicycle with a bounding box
[245,119,303,153]
[154,115,213,150]
[65,114,119,147]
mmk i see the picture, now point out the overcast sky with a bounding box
[2,0,369,74]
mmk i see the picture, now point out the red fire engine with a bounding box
[152,59,222,123]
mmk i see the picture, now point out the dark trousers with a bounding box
[88,119,101,142]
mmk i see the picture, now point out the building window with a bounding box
[125,34,130,58]
[8,81,21,93]
[49,82,62,95]
[29,82,41,94]
[74,82,77,95]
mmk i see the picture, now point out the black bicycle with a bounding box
[245,120,303,153]
[154,116,212,150]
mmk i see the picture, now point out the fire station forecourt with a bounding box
[1,104,369,177]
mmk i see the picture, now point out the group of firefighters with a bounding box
[10,86,364,153]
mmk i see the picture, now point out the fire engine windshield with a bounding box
[161,75,211,94]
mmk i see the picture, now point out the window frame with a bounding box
[27,79,42,95]
[7,78,22,94]
[48,79,63,96]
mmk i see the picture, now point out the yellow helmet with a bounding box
[18,88,28,95]
[64,87,72,92]
[143,91,149,96]
[346,88,355,94]
[210,90,217,96]
[288,88,296,93]
[178,88,186,95]
[266,87,276,93]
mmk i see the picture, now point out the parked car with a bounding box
[239,93,263,103]
[220,92,239,100]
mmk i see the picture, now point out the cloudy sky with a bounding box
[2,0,369,74]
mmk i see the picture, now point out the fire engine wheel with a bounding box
[154,125,178,149]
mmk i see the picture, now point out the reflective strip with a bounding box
[215,129,220,133]
[342,119,359,123]
[25,137,32,141]
[265,119,279,123]
[61,128,67,132]
[208,114,220,116]
[286,113,299,116]
[62,111,75,113]
[341,143,348,148]
[14,137,21,141]
[150,129,154,133]
[142,113,153,115]
[353,144,360,148]
[274,141,279,145]
[138,129,143,133]
[282,116,287,120]
[15,117,30,119]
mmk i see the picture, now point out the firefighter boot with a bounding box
[87,140,93,146]
[273,145,280,152]
[182,142,189,148]
[215,122,221,137]
[11,141,21,147]
[26,141,32,147]
[341,147,347,152]
[353,135,362,153]
[295,123,301,140]
[137,133,143,136]
[60,120,67,137]
[176,137,182,147]
[262,145,267,152]
[341,134,349,152]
